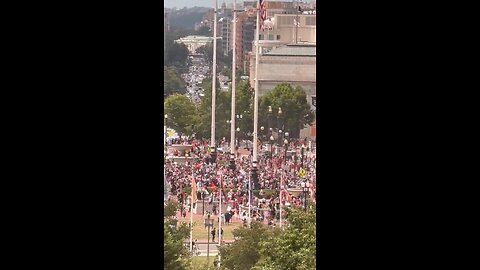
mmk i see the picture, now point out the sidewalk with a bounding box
[183,239,234,244]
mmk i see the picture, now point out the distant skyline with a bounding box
[164,0,313,9]
[164,0,234,8]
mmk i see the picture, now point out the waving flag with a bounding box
[191,175,197,202]
[260,0,267,31]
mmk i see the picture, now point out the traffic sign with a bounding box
[299,168,305,177]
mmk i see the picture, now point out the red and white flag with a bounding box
[259,0,267,31]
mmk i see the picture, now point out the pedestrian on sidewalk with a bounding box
[211,227,216,242]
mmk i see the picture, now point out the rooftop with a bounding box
[265,44,316,56]
[176,35,222,42]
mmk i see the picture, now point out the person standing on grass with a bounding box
[211,227,216,242]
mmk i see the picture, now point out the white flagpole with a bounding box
[230,0,237,165]
[279,171,282,229]
[218,173,222,245]
[211,0,218,150]
[248,174,252,227]
[252,0,262,221]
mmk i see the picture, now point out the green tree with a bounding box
[195,25,212,36]
[195,78,231,141]
[164,66,187,97]
[254,207,316,270]
[165,40,190,68]
[164,94,200,136]
[233,80,254,141]
[164,200,191,270]
[219,222,273,270]
[259,83,315,138]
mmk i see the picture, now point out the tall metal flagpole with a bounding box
[248,174,251,227]
[218,173,222,267]
[252,0,262,206]
[218,174,222,244]
[279,170,283,229]
[190,176,194,252]
[211,0,218,150]
[230,0,237,165]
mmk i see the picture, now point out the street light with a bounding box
[301,181,310,213]
[277,107,283,145]
[205,218,214,263]
[236,127,240,149]
[270,135,274,159]
[284,138,288,164]
[267,106,273,139]
[260,126,265,143]
[164,114,168,146]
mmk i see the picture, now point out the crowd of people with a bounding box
[164,137,316,226]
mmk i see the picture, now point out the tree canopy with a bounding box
[259,83,315,138]
[165,41,190,68]
[164,94,200,136]
[164,66,187,97]
[218,206,316,270]
[164,201,191,270]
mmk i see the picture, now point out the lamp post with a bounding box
[205,218,214,264]
[267,105,273,141]
[301,181,310,213]
[236,127,240,149]
[277,107,283,145]
[164,114,168,146]
[270,135,274,159]
[284,137,288,164]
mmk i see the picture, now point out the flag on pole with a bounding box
[191,175,197,202]
[260,0,267,31]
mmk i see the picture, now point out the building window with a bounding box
[276,35,280,40]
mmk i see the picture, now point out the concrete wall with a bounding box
[249,53,316,139]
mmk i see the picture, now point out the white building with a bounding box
[175,35,222,55]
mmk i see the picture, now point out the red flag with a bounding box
[210,182,217,192]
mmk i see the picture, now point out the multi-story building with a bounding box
[249,44,316,138]
[217,3,233,55]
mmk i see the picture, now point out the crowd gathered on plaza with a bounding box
[164,136,316,226]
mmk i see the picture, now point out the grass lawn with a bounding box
[189,256,213,270]
[178,214,242,240]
